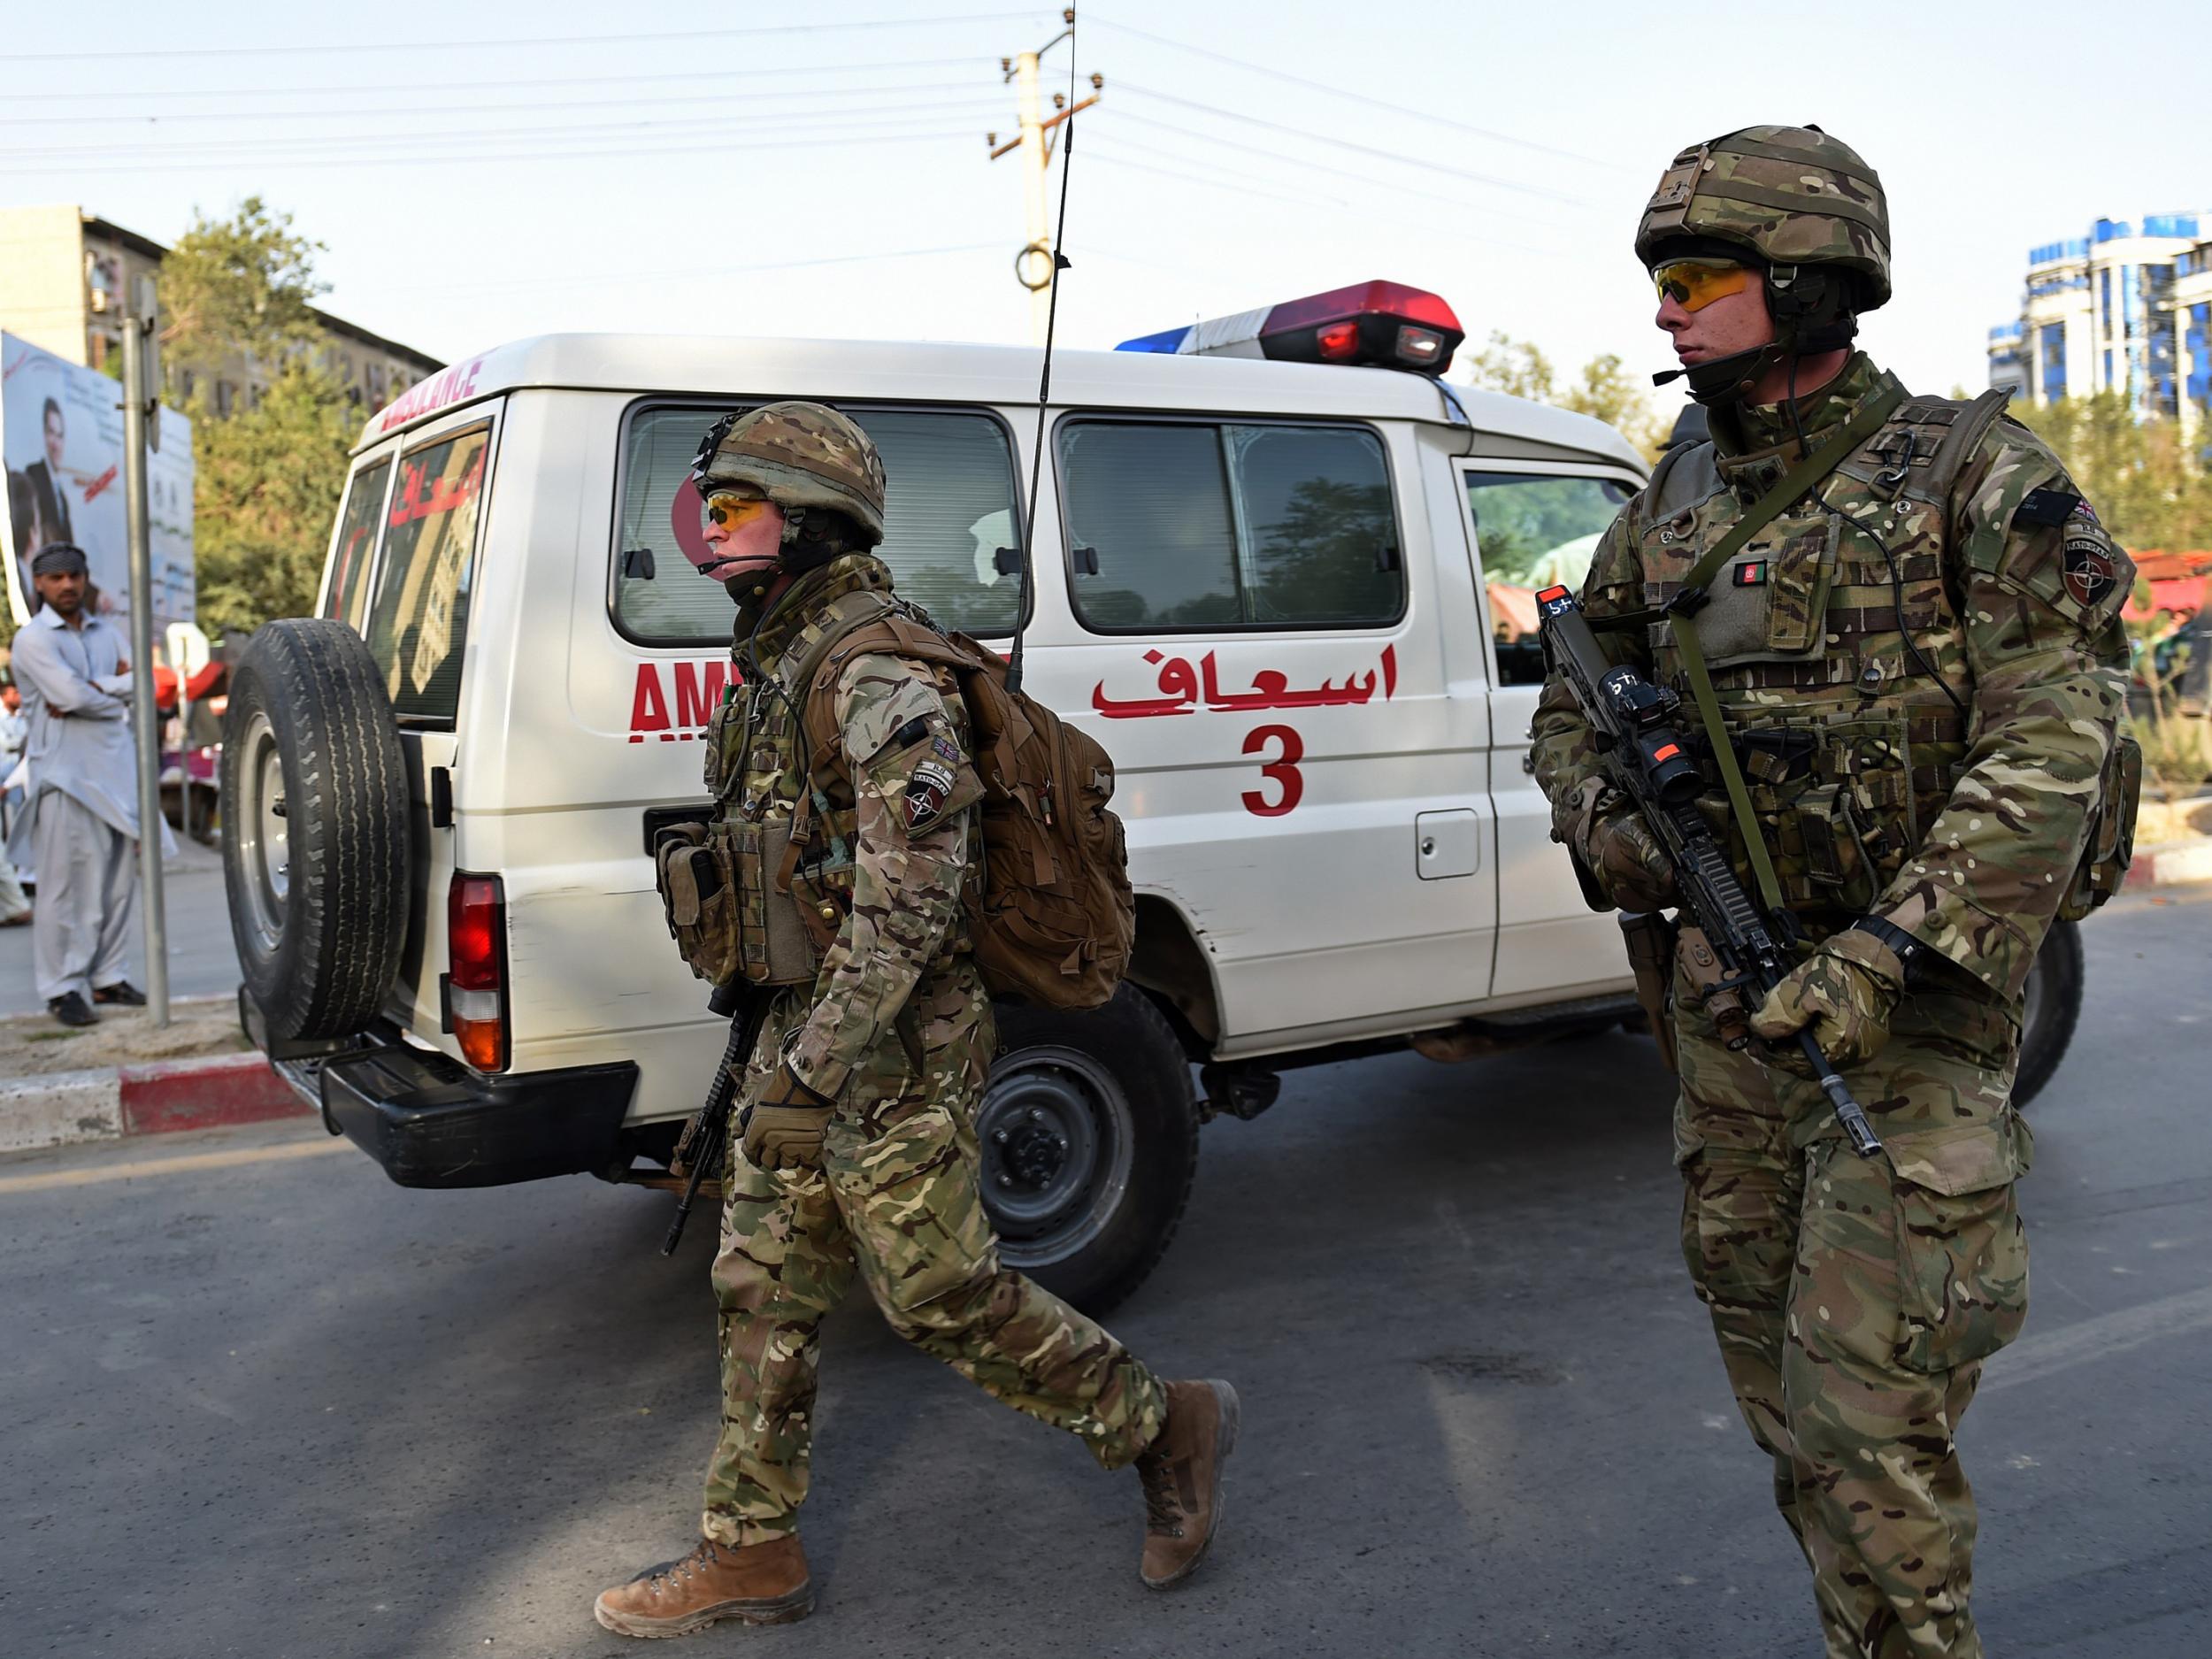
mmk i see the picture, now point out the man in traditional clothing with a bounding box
[8,543,168,1025]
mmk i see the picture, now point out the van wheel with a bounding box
[220,620,410,1042]
[980,987,1198,1316]
[2015,919,2084,1109]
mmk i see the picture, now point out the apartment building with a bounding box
[0,204,440,417]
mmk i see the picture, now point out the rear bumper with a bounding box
[249,1001,637,1189]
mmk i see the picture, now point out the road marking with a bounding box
[0,1134,347,1194]
[1984,1284,2212,1391]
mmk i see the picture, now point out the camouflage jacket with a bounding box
[1530,353,2132,1003]
[708,554,985,1101]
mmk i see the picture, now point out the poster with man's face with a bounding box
[0,332,193,630]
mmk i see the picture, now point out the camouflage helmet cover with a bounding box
[1634,125,1891,311]
[694,400,888,545]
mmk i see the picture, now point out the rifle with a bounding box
[661,979,772,1255]
[1535,583,1884,1159]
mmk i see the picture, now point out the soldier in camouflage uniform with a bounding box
[595,403,1238,1640]
[1532,128,2135,1657]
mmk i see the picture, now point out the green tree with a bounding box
[1461,331,1665,460]
[157,199,354,636]
[2001,391,2212,552]
[158,196,326,388]
[191,365,356,635]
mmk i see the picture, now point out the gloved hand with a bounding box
[741,1059,834,1171]
[1749,927,1906,1074]
[1557,777,1678,912]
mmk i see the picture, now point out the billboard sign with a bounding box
[0,331,194,632]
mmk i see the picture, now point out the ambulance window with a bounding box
[1464,472,1633,685]
[363,425,489,723]
[323,457,390,630]
[614,404,1023,643]
[1058,419,1400,633]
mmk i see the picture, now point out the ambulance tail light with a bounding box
[1118,280,1466,375]
[447,872,509,1072]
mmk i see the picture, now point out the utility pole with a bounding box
[987,9,1100,345]
[120,274,170,1028]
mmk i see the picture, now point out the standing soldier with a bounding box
[1532,128,2136,1656]
[595,403,1237,1639]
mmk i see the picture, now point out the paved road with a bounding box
[3,892,2206,1658]
[0,834,241,1018]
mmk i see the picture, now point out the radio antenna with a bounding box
[1003,7,1082,697]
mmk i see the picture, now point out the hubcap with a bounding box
[975,1045,1134,1271]
[235,710,291,961]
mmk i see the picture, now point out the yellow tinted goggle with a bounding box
[1653,259,1752,312]
[704,491,772,528]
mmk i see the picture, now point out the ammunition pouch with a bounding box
[653,818,836,987]
[2057,729,2142,920]
[654,823,743,987]
[727,817,832,987]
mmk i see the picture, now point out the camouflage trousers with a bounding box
[1672,936,2032,1659]
[700,959,1169,1547]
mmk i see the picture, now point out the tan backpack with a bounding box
[792,601,1135,1010]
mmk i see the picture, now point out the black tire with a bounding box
[2015,918,2084,1109]
[220,620,410,1041]
[980,986,1199,1316]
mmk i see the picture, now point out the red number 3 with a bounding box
[1241,725,1305,817]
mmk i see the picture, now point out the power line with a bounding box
[0,103,1002,164]
[4,10,1049,62]
[0,81,997,127]
[368,242,999,298]
[0,56,991,103]
[1,127,979,176]
[1106,108,1561,228]
[1114,82,1591,208]
[1087,13,1631,173]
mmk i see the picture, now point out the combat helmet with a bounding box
[691,400,888,553]
[1637,125,1891,403]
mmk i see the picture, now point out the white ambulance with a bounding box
[225,282,2082,1310]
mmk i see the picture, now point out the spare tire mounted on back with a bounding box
[221,619,411,1041]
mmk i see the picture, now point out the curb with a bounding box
[2127,836,2212,890]
[0,1052,311,1156]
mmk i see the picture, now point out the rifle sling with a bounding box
[1596,378,1909,916]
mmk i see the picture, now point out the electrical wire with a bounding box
[5,11,1047,62]
[2,127,979,176]
[371,242,997,298]
[1114,82,1591,207]
[0,56,992,103]
[1107,107,1567,231]
[0,81,999,127]
[1,104,1002,164]
[1087,13,1632,173]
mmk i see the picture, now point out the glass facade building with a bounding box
[1989,212,2211,442]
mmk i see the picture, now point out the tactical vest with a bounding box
[1631,392,2011,919]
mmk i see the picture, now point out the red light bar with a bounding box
[1535,584,1573,603]
[1117,280,1466,375]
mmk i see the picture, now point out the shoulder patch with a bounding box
[2013,487,2082,528]
[2062,537,2119,609]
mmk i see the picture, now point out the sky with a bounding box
[6,0,2208,413]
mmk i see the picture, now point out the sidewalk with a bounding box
[0,833,243,1018]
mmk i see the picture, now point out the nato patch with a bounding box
[2062,539,2117,608]
[2014,487,2083,528]
[1734,560,1768,587]
[904,758,956,830]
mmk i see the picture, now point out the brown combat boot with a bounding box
[1135,1379,1240,1588]
[592,1533,813,1638]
